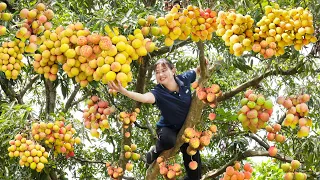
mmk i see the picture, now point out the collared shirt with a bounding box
[151,70,196,130]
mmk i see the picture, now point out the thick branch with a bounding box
[44,80,57,114]
[63,84,80,113]
[246,133,269,150]
[218,63,305,102]
[19,75,40,99]
[201,150,293,179]
[72,156,105,164]
[0,76,23,104]
[150,40,192,58]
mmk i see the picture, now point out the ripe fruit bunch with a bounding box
[118,108,140,129]
[0,2,12,36]
[8,134,49,172]
[156,4,192,46]
[220,162,253,180]
[124,144,140,162]
[17,3,54,53]
[0,40,25,79]
[237,89,273,133]
[265,124,286,156]
[31,118,81,157]
[253,4,317,59]
[281,160,307,180]
[82,95,116,138]
[277,94,312,138]
[216,10,255,56]
[186,5,217,42]
[265,123,286,143]
[138,15,161,37]
[106,162,124,180]
[192,81,222,108]
[157,156,183,179]
[182,127,213,157]
[103,26,153,88]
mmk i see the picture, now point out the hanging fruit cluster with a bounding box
[182,127,214,156]
[0,2,12,36]
[192,81,222,108]
[265,123,286,156]
[277,94,312,137]
[106,162,124,180]
[216,10,255,56]
[220,162,253,180]
[281,160,307,180]
[8,134,49,172]
[156,156,183,179]
[82,95,116,138]
[237,89,273,133]
[118,108,139,129]
[31,118,81,157]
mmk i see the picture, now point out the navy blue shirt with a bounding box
[151,70,196,130]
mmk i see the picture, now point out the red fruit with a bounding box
[189,161,198,170]
[208,113,216,120]
[268,146,277,156]
[244,89,254,98]
[267,132,275,141]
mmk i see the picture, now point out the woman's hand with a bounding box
[108,80,126,94]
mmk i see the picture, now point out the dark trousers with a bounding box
[155,127,202,180]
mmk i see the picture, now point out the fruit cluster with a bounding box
[220,162,253,180]
[8,134,49,172]
[82,95,116,138]
[253,4,317,58]
[182,127,213,156]
[124,144,140,161]
[17,3,54,41]
[281,160,307,180]
[118,108,140,129]
[192,82,222,108]
[156,4,192,46]
[0,40,25,79]
[106,162,124,180]
[265,123,286,157]
[277,94,312,137]
[0,2,12,36]
[156,156,183,179]
[216,10,255,56]
[237,89,273,133]
[31,118,81,157]
[185,5,217,42]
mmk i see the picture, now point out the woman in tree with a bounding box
[108,58,201,180]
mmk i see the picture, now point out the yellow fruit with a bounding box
[105,71,116,82]
[115,53,126,64]
[116,72,128,82]
[132,39,142,49]
[164,37,174,46]
[121,64,131,73]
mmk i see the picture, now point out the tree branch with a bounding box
[63,84,80,113]
[246,133,269,150]
[217,62,305,102]
[150,39,193,58]
[44,80,57,114]
[72,156,105,164]
[19,75,40,99]
[0,76,23,104]
[201,150,293,179]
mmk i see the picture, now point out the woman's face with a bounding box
[155,63,175,85]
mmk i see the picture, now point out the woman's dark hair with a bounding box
[154,58,174,71]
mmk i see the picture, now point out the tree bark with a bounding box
[45,80,57,114]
